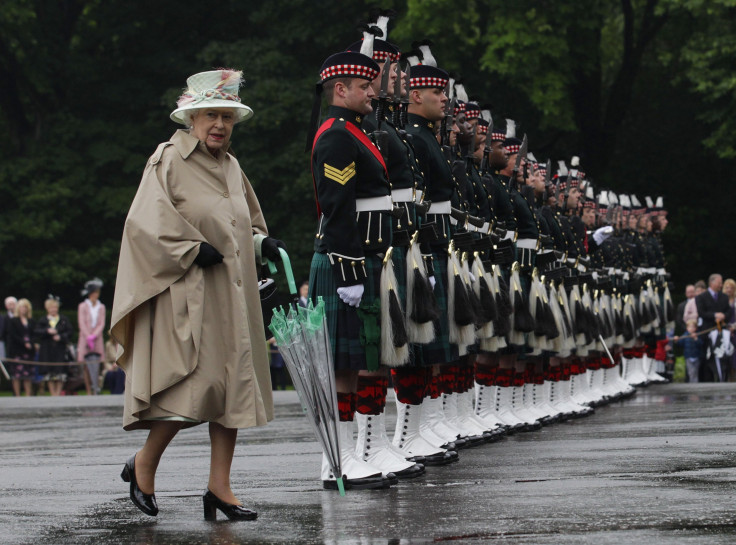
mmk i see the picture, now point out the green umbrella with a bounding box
[266,249,345,495]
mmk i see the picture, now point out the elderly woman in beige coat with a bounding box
[111,69,285,520]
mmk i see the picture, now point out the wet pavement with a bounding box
[2,383,736,544]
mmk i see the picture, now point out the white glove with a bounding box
[428,276,437,290]
[337,284,364,308]
[592,226,614,245]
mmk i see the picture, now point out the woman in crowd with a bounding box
[111,68,284,520]
[724,278,736,381]
[35,296,73,396]
[7,299,35,396]
[77,278,106,395]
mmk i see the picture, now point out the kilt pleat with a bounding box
[308,252,382,372]
[418,251,458,365]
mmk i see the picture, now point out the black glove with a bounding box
[194,242,224,268]
[261,237,287,261]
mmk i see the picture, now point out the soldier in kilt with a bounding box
[307,49,398,490]
[400,44,467,459]
[344,19,432,476]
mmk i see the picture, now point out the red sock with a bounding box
[355,375,387,416]
[474,363,497,386]
[337,392,355,421]
[512,369,525,387]
[495,367,514,387]
[391,368,426,405]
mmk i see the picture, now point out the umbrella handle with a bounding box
[265,248,298,296]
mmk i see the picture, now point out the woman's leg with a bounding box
[11,378,20,397]
[82,365,92,395]
[23,379,32,396]
[135,421,183,494]
[208,423,239,505]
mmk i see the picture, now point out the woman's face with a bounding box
[190,108,236,154]
[48,303,59,316]
[88,289,100,302]
[725,283,735,298]
[18,304,29,318]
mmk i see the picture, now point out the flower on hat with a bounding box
[170,68,254,125]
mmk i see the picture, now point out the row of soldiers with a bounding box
[307,10,672,490]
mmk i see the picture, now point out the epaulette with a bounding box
[149,142,173,166]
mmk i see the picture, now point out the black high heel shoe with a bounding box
[203,490,257,521]
[121,454,158,516]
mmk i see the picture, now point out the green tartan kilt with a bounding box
[308,252,382,372]
[418,250,458,366]
[392,245,419,367]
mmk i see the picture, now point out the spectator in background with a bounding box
[1,296,17,360]
[267,337,287,390]
[683,280,706,327]
[77,278,106,395]
[36,296,73,396]
[725,278,736,381]
[298,281,309,309]
[695,273,733,382]
[104,338,125,394]
[676,284,695,334]
[7,298,35,396]
[674,320,704,383]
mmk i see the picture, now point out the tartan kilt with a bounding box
[308,251,382,372]
[392,246,419,367]
[418,250,458,366]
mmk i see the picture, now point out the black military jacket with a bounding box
[363,102,419,192]
[406,113,456,246]
[490,174,517,232]
[510,184,540,240]
[312,105,392,286]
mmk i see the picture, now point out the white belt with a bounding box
[567,258,577,266]
[427,200,451,215]
[356,195,393,212]
[481,222,491,234]
[391,188,414,202]
[415,189,424,203]
[503,230,515,241]
[516,238,538,250]
[449,216,458,226]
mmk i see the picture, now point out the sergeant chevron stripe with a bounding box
[324,162,356,185]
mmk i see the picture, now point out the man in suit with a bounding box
[695,274,733,381]
[676,284,695,334]
[0,296,17,361]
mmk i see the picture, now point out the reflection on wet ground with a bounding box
[2,384,736,544]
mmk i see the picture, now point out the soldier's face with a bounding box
[567,188,580,209]
[475,132,486,152]
[489,140,508,169]
[449,121,459,147]
[342,79,375,115]
[582,207,595,227]
[414,88,446,121]
[370,62,398,97]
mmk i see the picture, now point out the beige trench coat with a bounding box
[111,129,274,431]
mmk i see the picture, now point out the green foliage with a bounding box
[0,0,735,309]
